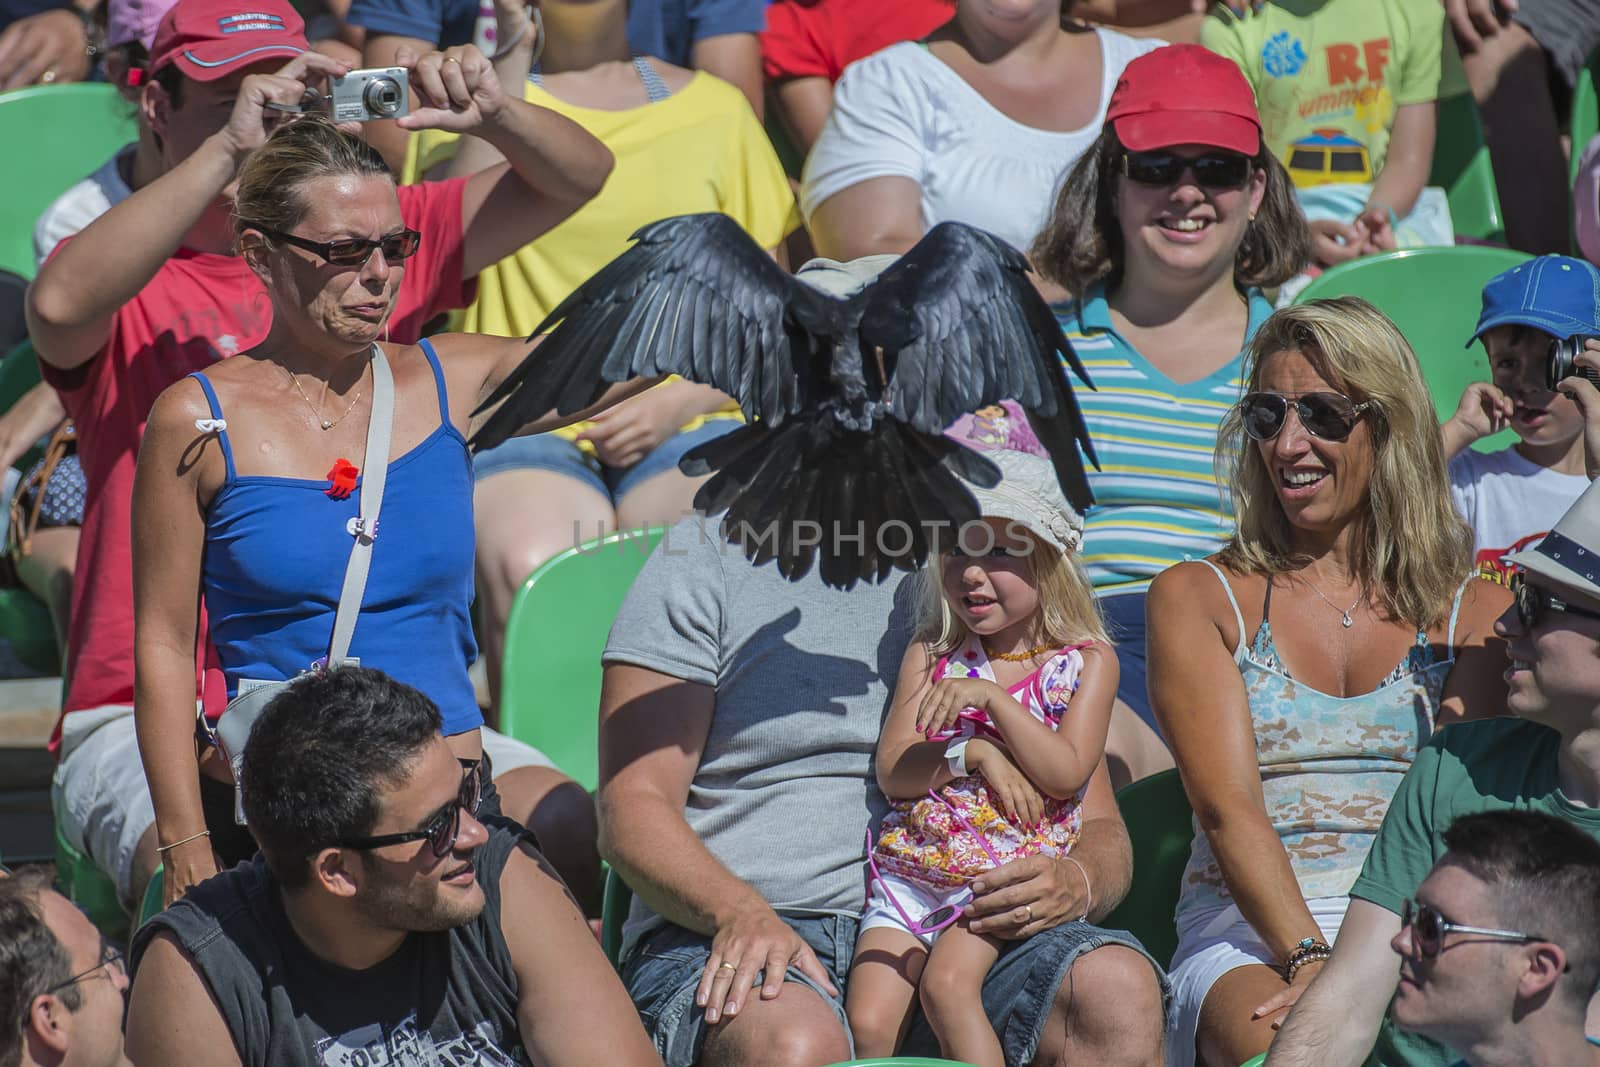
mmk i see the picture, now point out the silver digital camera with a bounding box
[328,67,409,122]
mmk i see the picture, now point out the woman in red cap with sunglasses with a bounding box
[1031,43,1307,788]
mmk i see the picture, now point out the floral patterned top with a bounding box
[1178,560,1472,918]
[872,635,1090,890]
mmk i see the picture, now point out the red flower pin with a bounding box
[325,459,359,500]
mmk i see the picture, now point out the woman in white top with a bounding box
[801,0,1162,260]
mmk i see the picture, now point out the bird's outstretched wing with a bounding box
[469,213,841,452]
[859,222,1099,511]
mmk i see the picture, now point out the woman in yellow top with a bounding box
[407,0,799,709]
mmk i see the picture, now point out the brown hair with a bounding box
[1030,127,1310,296]
[1214,298,1473,628]
[233,114,393,243]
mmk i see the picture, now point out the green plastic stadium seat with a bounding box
[1292,246,1532,455]
[54,823,128,943]
[1429,93,1504,245]
[1570,49,1600,191]
[138,865,164,929]
[0,84,136,279]
[1101,769,1192,970]
[1238,1055,1267,1067]
[497,526,665,791]
[601,865,630,968]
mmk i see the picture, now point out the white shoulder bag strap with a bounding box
[326,342,393,667]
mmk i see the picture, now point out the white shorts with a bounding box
[860,870,973,946]
[478,725,556,776]
[50,704,156,910]
[1163,895,1350,1067]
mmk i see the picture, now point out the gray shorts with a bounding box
[1514,0,1600,86]
[621,913,1169,1067]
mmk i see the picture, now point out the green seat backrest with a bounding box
[55,822,128,943]
[1429,93,1503,244]
[0,84,136,280]
[497,527,666,791]
[1293,246,1532,455]
[1101,769,1192,970]
[601,866,630,967]
[1570,49,1600,190]
[138,865,165,929]
[1238,1055,1267,1067]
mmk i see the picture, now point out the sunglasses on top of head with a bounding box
[1239,391,1373,443]
[244,223,423,266]
[1121,150,1253,191]
[337,758,483,859]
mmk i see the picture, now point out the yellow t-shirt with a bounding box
[1201,0,1467,189]
[404,71,800,440]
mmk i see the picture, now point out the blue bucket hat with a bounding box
[1468,255,1600,347]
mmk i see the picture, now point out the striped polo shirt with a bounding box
[1057,286,1273,594]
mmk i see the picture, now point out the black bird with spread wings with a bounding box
[470,213,1099,589]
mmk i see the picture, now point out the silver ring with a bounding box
[445,55,461,63]
[39,69,57,83]
[718,961,736,971]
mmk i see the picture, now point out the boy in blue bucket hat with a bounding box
[1441,255,1600,580]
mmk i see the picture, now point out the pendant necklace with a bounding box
[284,361,366,431]
[1304,576,1365,628]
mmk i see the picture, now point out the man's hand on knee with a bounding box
[696,900,838,1024]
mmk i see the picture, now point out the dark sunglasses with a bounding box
[338,758,483,859]
[245,223,422,266]
[1239,391,1373,443]
[1122,150,1253,190]
[1401,899,1551,960]
[1510,573,1600,630]
[44,939,124,995]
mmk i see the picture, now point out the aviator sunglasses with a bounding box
[243,223,423,267]
[1510,573,1600,630]
[1400,899,1555,961]
[1239,391,1373,443]
[1122,150,1253,191]
[338,758,483,859]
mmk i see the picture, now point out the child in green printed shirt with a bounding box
[1202,0,1467,271]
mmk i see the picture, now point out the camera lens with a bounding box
[1548,334,1600,390]
[363,76,403,118]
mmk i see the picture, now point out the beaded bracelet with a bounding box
[1283,937,1332,982]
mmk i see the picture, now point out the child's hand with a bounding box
[1445,381,1514,443]
[968,738,1046,829]
[1354,204,1397,253]
[1555,342,1600,480]
[1308,218,1363,268]
[916,677,1001,738]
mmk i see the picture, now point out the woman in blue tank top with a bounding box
[132,116,644,906]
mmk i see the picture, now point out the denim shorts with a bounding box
[1100,589,1158,737]
[621,913,1169,1067]
[472,419,739,500]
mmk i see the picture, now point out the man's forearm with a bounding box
[1267,899,1402,1066]
[599,796,769,937]
[1071,814,1132,923]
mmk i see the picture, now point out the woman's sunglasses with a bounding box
[244,223,423,266]
[1122,150,1253,191]
[1510,573,1600,630]
[338,758,483,859]
[1239,391,1373,443]
[866,790,1025,936]
[1400,899,1551,960]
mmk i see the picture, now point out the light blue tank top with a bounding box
[1178,560,1470,918]
[193,339,481,736]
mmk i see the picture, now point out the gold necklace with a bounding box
[284,362,365,431]
[984,641,1057,663]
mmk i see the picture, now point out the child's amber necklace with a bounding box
[983,640,1057,663]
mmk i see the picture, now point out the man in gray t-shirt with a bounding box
[599,517,1167,1067]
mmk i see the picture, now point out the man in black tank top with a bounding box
[122,667,659,1067]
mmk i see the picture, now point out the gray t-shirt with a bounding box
[603,517,918,953]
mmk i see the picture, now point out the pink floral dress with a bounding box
[872,635,1089,890]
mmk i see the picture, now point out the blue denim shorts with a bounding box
[1100,589,1158,737]
[621,914,1169,1067]
[472,419,738,500]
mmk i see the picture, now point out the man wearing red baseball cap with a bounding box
[25,0,615,918]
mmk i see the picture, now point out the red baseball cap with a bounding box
[148,0,306,82]
[1106,44,1262,157]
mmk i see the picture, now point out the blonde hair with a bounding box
[233,114,393,242]
[1214,298,1473,628]
[917,532,1112,656]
